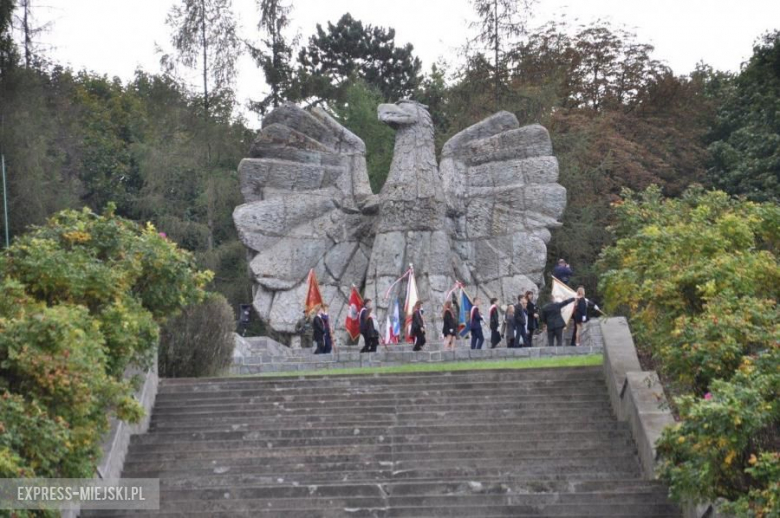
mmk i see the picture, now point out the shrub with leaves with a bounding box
[598,186,779,516]
[158,293,235,378]
[0,206,211,479]
[657,349,779,516]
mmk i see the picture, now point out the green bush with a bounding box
[0,206,211,479]
[598,186,779,516]
[158,294,235,378]
[657,349,779,516]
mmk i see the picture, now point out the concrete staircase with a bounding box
[90,366,680,517]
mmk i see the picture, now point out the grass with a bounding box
[237,354,603,378]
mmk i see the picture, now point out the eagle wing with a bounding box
[233,104,376,333]
[440,111,566,303]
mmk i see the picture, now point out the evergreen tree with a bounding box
[248,0,298,114]
[469,0,536,110]
[163,0,240,121]
[297,13,421,105]
[707,30,780,201]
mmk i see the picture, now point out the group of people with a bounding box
[311,259,599,354]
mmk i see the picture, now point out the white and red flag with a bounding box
[403,266,419,344]
[345,286,363,341]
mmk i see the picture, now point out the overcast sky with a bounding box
[28,0,780,127]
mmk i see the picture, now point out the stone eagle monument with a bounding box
[233,101,565,342]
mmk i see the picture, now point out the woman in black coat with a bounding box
[571,287,599,346]
[442,300,457,350]
[411,300,427,351]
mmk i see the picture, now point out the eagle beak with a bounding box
[378,103,414,128]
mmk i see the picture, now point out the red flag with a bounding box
[304,269,323,317]
[345,286,363,341]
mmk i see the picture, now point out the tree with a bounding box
[13,0,50,68]
[597,186,779,516]
[0,0,16,77]
[469,0,536,110]
[707,30,780,202]
[248,0,298,114]
[331,80,395,192]
[297,13,421,105]
[163,0,240,121]
[164,0,240,251]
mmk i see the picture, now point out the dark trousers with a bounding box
[547,327,563,347]
[470,328,484,349]
[490,329,501,348]
[313,340,324,354]
[360,334,377,353]
[413,332,426,351]
[527,329,534,347]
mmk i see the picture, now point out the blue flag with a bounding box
[458,289,473,337]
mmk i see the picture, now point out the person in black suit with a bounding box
[312,305,325,354]
[366,307,380,352]
[489,298,501,348]
[514,295,528,347]
[469,297,485,350]
[540,295,576,347]
[411,301,426,351]
[359,298,373,353]
[524,291,539,347]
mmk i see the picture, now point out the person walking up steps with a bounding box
[489,298,501,348]
[470,297,485,350]
[442,300,457,351]
[411,301,427,351]
[359,299,373,353]
[541,294,576,347]
[504,304,516,348]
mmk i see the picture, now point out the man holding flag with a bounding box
[541,277,578,346]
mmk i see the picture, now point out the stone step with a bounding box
[146,417,626,436]
[148,400,614,419]
[123,455,642,479]
[158,366,603,389]
[146,477,668,494]
[87,501,677,517]
[148,400,612,419]
[123,447,638,475]
[131,420,628,444]
[148,407,620,428]
[153,383,609,404]
[124,437,637,466]
[148,413,622,432]
[145,491,673,512]
[128,427,633,451]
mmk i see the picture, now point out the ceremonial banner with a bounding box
[458,289,473,337]
[384,298,401,345]
[304,269,323,317]
[345,286,363,340]
[552,276,577,325]
[403,268,419,343]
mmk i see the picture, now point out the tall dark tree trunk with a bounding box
[493,0,499,110]
[22,0,30,67]
[199,0,214,251]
